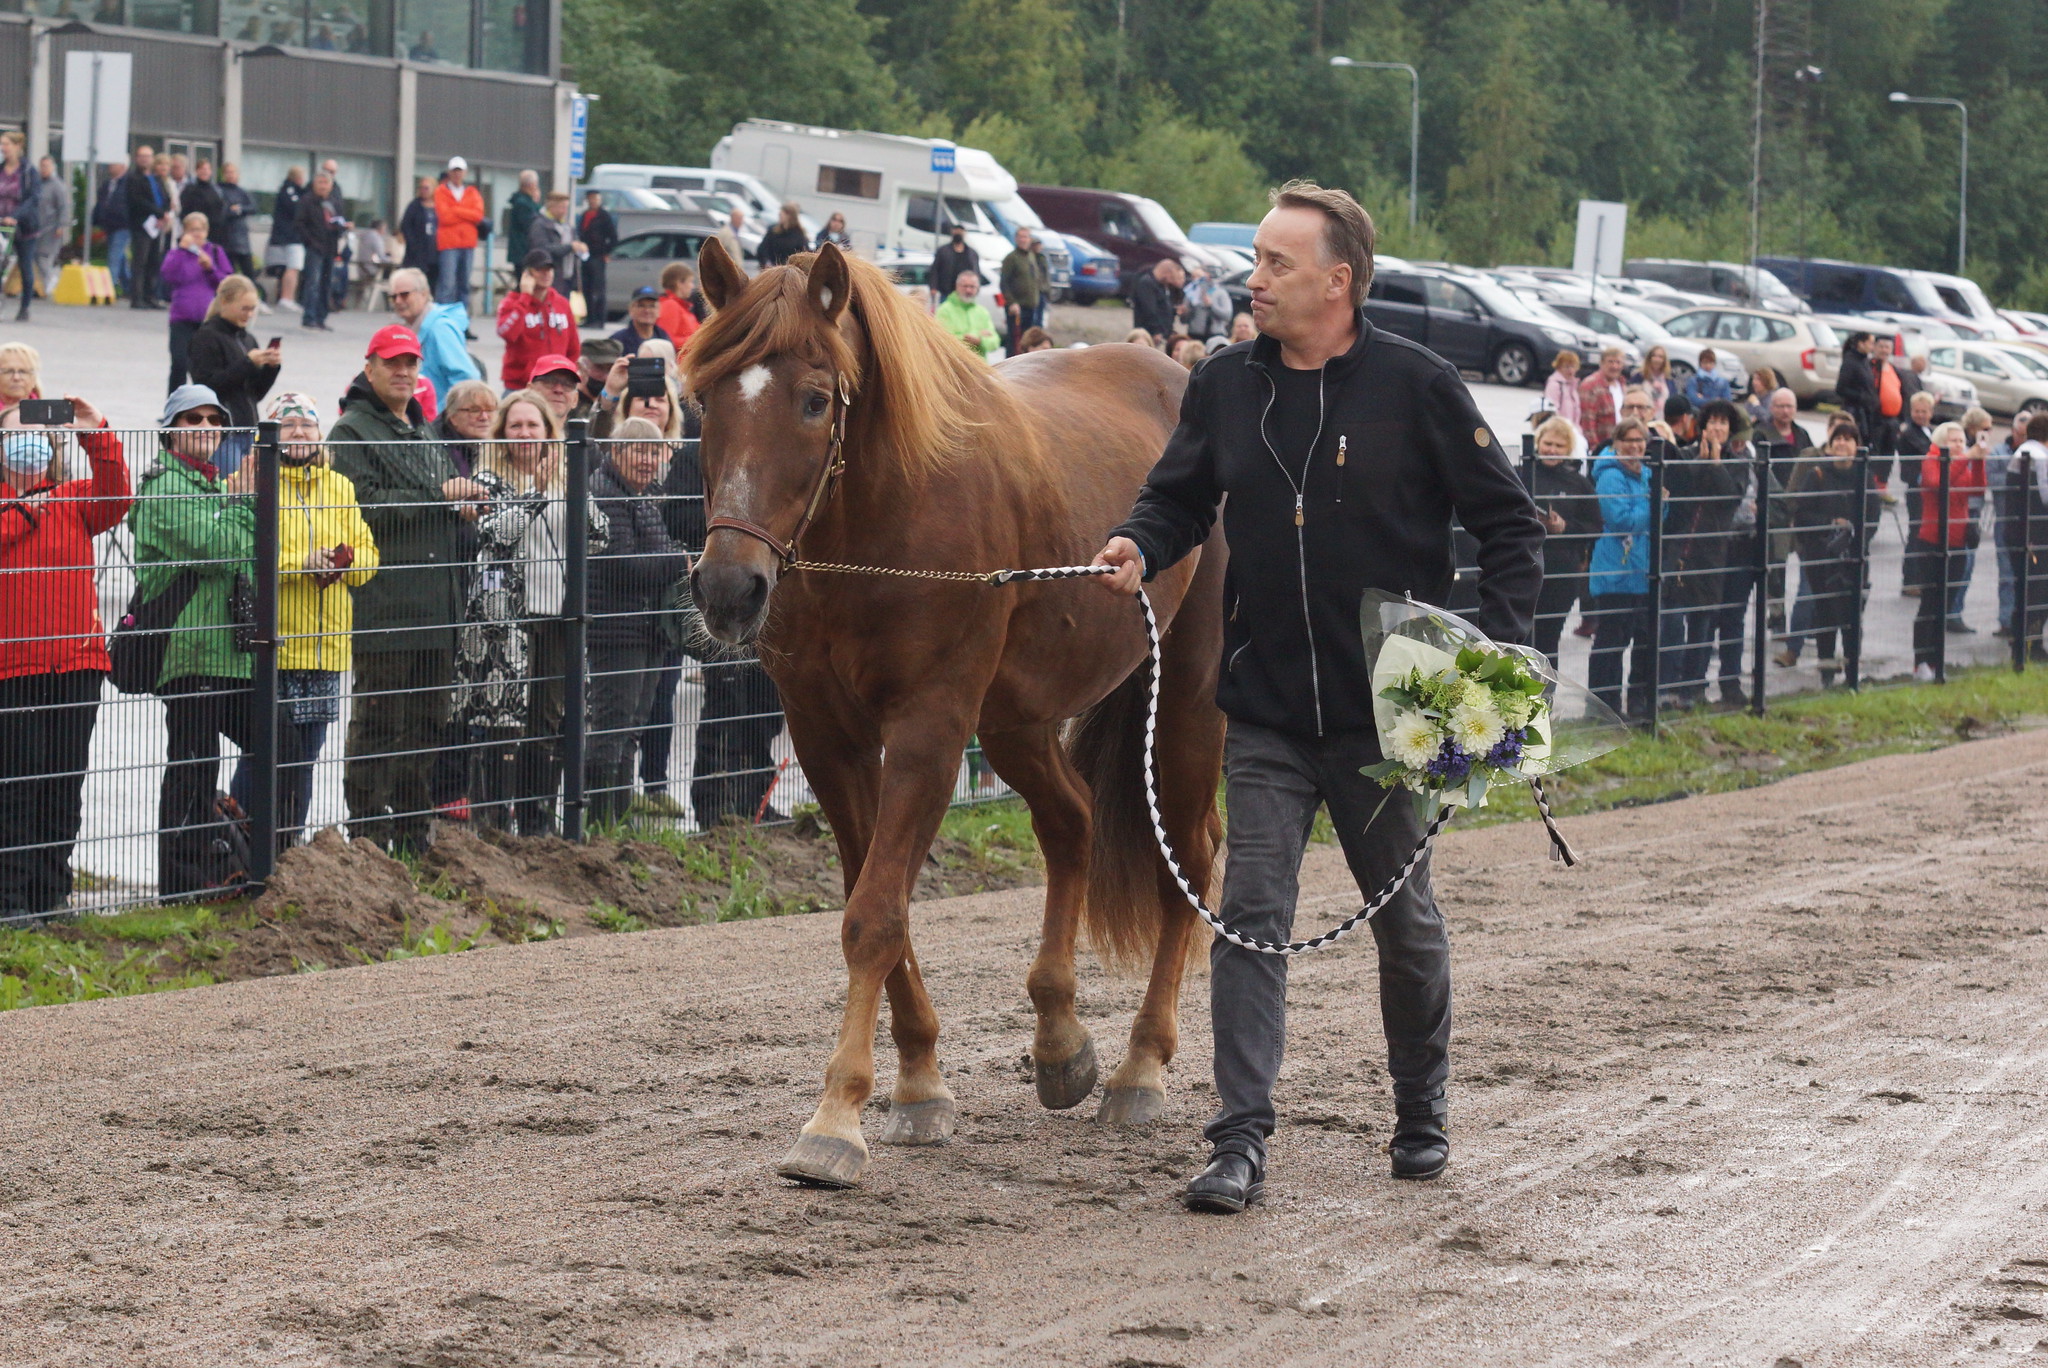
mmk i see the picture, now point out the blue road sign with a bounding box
[930,143,956,175]
[569,95,589,181]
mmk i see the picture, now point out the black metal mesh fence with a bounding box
[2,420,2041,923]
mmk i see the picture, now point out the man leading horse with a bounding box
[1093,181,1544,1213]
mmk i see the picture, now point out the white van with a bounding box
[709,119,1057,289]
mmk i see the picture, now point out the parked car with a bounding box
[1190,221,1257,252]
[1018,185,1230,290]
[1923,340,2048,421]
[586,162,807,236]
[1659,305,1841,401]
[1058,234,1123,305]
[1365,267,1603,386]
[1756,257,2015,339]
[603,224,716,318]
[1624,257,1807,313]
[1545,300,1746,392]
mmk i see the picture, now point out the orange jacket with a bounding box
[434,181,486,251]
[1917,452,1984,548]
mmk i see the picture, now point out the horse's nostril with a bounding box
[695,560,772,634]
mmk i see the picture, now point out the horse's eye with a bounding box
[804,392,830,418]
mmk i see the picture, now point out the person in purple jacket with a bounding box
[162,210,234,391]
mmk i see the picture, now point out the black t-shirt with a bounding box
[1264,362,1324,477]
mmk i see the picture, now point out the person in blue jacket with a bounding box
[387,265,478,410]
[1681,347,1735,406]
[1588,416,1659,720]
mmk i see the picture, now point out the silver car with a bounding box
[1924,340,2048,421]
[1546,300,1748,394]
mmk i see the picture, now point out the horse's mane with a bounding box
[685,251,997,479]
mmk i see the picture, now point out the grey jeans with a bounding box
[1205,719,1451,1164]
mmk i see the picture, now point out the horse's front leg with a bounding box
[776,712,975,1187]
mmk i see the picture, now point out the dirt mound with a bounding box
[213,827,458,977]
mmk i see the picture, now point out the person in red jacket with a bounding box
[1913,418,1987,680]
[432,156,487,309]
[497,249,576,391]
[0,394,129,919]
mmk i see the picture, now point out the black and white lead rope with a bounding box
[950,563,1579,957]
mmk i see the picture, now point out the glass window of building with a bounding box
[478,0,545,73]
[398,0,467,63]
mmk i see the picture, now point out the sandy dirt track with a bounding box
[4,733,2047,1367]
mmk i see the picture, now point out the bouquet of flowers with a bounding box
[1360,590,1627,815]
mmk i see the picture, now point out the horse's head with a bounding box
[687,237,858,644]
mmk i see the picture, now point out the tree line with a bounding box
[565,0,2048,306]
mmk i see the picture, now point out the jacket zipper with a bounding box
[1257,364,1328,736]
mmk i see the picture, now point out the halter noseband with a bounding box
[705,374,852,567]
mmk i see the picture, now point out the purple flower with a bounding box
[1485,728,1527,769]
[1425,738,1472,782]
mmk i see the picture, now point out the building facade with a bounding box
[0,2,576,232]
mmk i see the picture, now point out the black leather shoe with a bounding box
[1389,1105,1449,1180]
[1183,1148,1264,1213]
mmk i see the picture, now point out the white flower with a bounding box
[1387,711,1441,769]
[1448,701,1505,754]
[1497,691,1535,729]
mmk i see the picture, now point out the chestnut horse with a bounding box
[685,238,1226,1187]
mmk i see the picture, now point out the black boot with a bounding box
[1182,1147,1264,1214]
[1719,680,1748,710]
[1389,1098,1449,1180]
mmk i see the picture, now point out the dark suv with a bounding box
[1366,268,1601,386]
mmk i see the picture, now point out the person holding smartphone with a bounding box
[0,394,126,919]
[162,211,234,389]
[186,275,281,472]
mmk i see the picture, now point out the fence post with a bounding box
[1519,432,1535,492]
[1935,448,1952,685]
[1646,440,1665,736]
[1751,445,1770,716]
[1847,446,1869,690]
[246,421,281,885]
[2018,450,2033,674]
[562,419,591,841]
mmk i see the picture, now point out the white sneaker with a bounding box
[1914,663,1937,683]
[277,297,300,311]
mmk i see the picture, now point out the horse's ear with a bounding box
[808,242,850,324]
[698,236,747,312]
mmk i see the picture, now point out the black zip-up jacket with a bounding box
[1111,313,1544,737]
[589,461,692,652]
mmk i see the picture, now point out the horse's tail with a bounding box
[1068,667,1161,972]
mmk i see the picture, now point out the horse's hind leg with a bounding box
[977,725,1099,1110]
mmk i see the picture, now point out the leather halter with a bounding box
[705,375,852,567]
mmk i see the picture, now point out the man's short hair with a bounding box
[1601,345,1625,362]
[660,261,694,292]
[2027,410,2048,444]
[1770,386,1797,407]
[1268,179,1375,307]
[1621,386,1653,407]
[390,266,429,297]
[957,269,979,287]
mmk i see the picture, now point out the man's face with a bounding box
[168,155,186,179]
[366,354,420,411]
[579,355,609,387]
[531,372,576,417]
[729,208,744,231]
[222,163,240,185]
[37,158,53,178]
[322,160,338,178]
[631,297,659,328]
[313,175,332,199]
[1620,393,1656,424]
[1910,396,1934,425]
[1601,352,1625,381]
[585,193,601,213]
[133,146,153,171]
[1771,392,1797,426]
[1911,352,1928,373]
[1016,228,1033,251]
[417,179,433,201]
[196,161,213,182]
[448,167,466,188]
[1247,206,1346,342]
[388,276,428,325]
[956,273,979,300]
[529,266,555,295]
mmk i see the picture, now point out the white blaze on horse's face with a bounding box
[737,364,772,406]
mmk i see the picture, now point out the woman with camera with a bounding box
[455,389,609,833]
[0,394,127,919]
[162,211,235,391]
[224,392,379,845]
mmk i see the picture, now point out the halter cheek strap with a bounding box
[706,375,851,567]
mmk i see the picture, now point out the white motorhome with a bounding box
[710,119,1065,289]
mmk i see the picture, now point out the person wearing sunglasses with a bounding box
[385,265,480,418]
[129,385,260,896]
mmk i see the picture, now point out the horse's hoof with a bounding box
[775,1133,867,1188]
[877,1097,957,1147]
[1096,1085,1166,1127]
[1034,1036,1099,1111]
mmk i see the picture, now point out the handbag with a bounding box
[108,568,202,695]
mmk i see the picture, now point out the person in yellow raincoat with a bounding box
[229,390,379,842]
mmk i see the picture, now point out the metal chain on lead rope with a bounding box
[787,559,1576,956]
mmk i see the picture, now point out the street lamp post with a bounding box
[1329,55,1418,231]
[1890,91,1968,274]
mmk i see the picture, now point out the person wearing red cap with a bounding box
[329,324,482,856]
[524,353,580,426]
[497,249,575,391]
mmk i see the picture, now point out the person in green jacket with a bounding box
[129,384,256,897]
[998,227,1049,350]
[330,325,481,855]
[935,270,1000,360]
